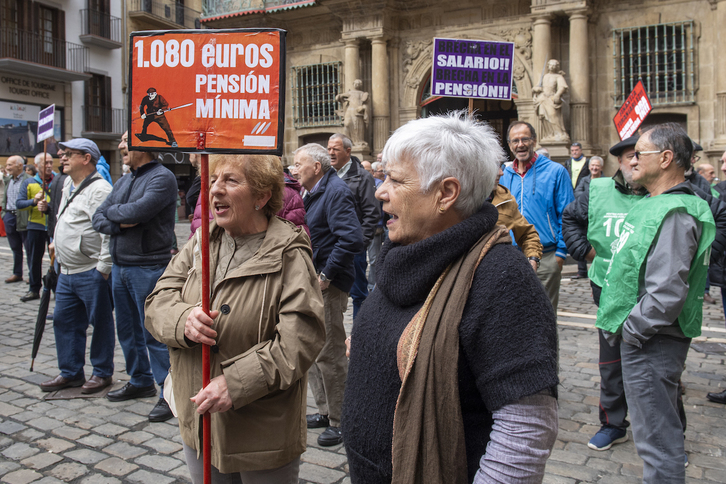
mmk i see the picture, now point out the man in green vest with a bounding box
[562,135,648,452]
[598,123,715,483]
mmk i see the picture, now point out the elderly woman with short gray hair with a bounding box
[342,112,559,484]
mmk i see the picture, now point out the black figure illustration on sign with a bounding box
[137,87,178,147]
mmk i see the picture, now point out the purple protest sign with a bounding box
[431,37,514,100]
[37,104,55,142]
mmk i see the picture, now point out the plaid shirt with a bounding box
[513,155,537,177]
[5,174,23,210]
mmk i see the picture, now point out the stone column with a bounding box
[569,11,590,146]
[532,15,552,84]
[371,36,390,154]
[344,39,360,92]
[531,15,551,137]
[717,3,726,143]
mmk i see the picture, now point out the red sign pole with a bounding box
[198,133,211,484]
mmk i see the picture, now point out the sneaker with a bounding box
[588,425,628,451]
[317,426,343,446]
[684,453,689,468]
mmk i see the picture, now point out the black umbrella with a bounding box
[30,258,58,371]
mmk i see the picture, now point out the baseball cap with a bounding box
[59,138,101,162]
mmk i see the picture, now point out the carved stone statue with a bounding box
[336,79,369,148]
[533,59,570,143]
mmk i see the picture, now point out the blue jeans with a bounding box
[54,269,115,379]
[112,264,170,389]
[3,212,26,277]
[621,335,690,483]
[351,250,369,319]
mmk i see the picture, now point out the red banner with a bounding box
[128,29,285,154]
[613,80,651,141]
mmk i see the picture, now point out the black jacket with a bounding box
[564,157,590,189]
[340,156,381,246]
[92,161,177,266]
[47,172,68,238]
[710,180,726,287]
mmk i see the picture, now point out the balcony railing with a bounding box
[203,0,314,18]
[129,0,201,29]
[0,28,88,73]
[83,106,125,135]
[80,9,122,44]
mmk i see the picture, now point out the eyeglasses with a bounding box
[59,150,83,159]
[507,137,534,146]
[692,155,701,163]
[633,150,663,160]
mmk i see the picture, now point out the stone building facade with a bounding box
[201,0,724,175]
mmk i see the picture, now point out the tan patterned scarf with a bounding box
[391,224,511,484]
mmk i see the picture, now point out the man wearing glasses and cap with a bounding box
[38,138,115,395]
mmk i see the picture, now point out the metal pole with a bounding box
[468,98,473,116]
[198,133,211,484]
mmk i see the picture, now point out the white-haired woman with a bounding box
[342,112,559,484]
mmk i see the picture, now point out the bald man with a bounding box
[2,156,32,283]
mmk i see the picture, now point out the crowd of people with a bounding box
[1,114,725,483]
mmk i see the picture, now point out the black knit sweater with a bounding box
[342,203,559,483]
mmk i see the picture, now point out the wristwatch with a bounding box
[319,272,329,282]
[528,256,541,269]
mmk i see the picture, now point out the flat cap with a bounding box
[609,135,639,157]
[59,138,101,162]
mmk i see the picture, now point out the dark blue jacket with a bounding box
[304,168,365,293]
[92,161,177,266]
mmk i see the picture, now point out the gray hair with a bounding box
[371,161,382,171]
[381,111,503,219]
[294,143,332,173]
[535,147,550,158]
[329,133,352,151]
[589,156,603,168]
[641,123,692,170]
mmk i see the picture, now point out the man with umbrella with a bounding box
[38,138,115,394]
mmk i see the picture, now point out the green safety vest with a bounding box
[596,193,715,338]
[587,178,643,287]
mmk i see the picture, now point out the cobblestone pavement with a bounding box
[0,224,725,483]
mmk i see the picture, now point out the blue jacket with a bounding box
[499,155,574,258]
[92,161,177,266]
[96,156,113,185]
[304,168,365,293]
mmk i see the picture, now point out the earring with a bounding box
[255,205,260,211]
[438,206,446,213]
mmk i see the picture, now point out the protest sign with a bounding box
[431,37,514,100]
[37,104,54,142]
[128,29,286,154]
[613,80,651,141]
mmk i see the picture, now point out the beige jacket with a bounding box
[145,216,325,473]
[491,185,543,260]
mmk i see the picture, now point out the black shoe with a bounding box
[571,273,588,280]
[317,426,343,446]
[149,398,174,422]
[20,291,40,302]
[706,389,726,404]
[306,413,330,429]
[106,382,157,402]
